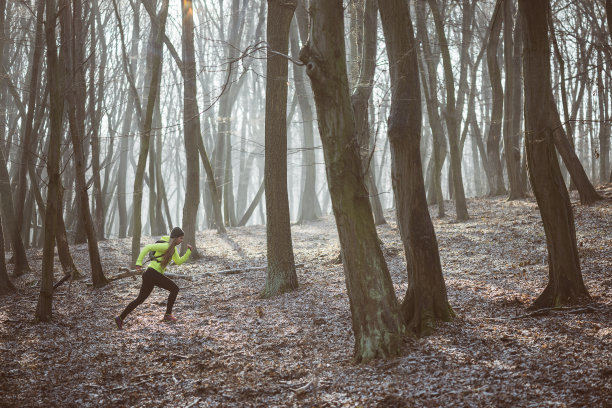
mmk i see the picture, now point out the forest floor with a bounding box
[1,185,611,407]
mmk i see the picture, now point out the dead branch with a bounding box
[199,263,305,277]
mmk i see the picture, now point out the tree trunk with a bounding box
[59,0,108,288]
[503,0,525,199]
[15,0,45,241]
[379,0,453,336]
[290,22,321,223]
[427,0,469,220]
[518,0,590,309]
[485,0,507,197]
[55,183,81,279]
[180,0,201,257]
[0,215,15,294]
[415,2,446,217]
[350,0,386,226]
[262,0,298,298]
[0,0,30,276]
[36,0,62,321]
[300,0,404,363]
[131,0,169,265]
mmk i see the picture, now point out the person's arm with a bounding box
[172,245,192,265]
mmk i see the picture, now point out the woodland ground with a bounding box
[1,186,611,407]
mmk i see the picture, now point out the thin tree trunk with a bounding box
[0,215,15,294]
[36,0,63,321]
[180,0,201,257]
[427,0,469,220]
[131,0,169,265]
[351,0,386,226]
[416,2,446,217]
[485,0,507,196]
[59,0,107,287]
[503,0,525,199]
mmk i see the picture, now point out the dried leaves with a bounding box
[0,189,611,406]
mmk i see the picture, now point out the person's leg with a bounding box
[119,269,156,320]
[148,272,179,315]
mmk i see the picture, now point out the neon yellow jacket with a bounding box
[135,235,191,274]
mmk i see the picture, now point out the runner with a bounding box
[114,227,192,329]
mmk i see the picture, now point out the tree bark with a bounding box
[427,0,469,220]
[379,0,453,336]
[503,0,525,199]
[485,0,507,196]
[518,0,590,309]
[36,0,63,321]
[181,0,201,257]
[350,0,386,226]
[262,0,298,298]
[300,0,404,362]
[131,0,169,265]
[59,0,108,287]
[0,215,15,294]
[416,2,446,217]
[0,0,30,276]
[15,0,45,241]
[291,16,321,223]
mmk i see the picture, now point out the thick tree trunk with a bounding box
[427,0,469,220]
[379,0,453,336]
[262,0,298,298]
[36,0,62,321]
[300,0,404,363]
[518,0,590,309]
[485,0,507,196]
[181,0,201,257]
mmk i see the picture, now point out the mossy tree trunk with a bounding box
[262,0,299,298]
[379,0,453,336]
[518,0,590,309]
[300,0,404,363]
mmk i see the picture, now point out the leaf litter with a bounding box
[1,186,611,407]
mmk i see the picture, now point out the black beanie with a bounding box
[170,227,185,239]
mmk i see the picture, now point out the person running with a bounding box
[115,227,192,330]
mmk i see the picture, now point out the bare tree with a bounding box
[518,0,590,309]
[36,0,63,321]
[427,0,469,220]
[300,0,404,362]
[379,0,453,335]
[262,0,298,298]
[180,0,201,257]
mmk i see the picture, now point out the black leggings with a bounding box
[119,268,179,320]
